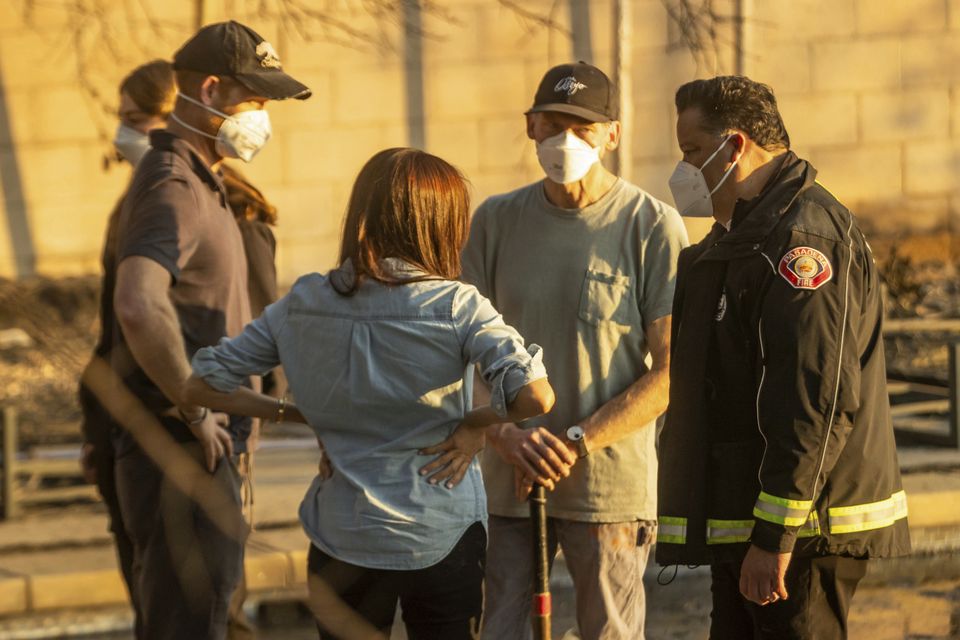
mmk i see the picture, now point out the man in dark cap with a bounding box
[108,21,309,639]
[460,62,688,639]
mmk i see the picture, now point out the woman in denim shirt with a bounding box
[184,148,554,639]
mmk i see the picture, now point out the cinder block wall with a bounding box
[0,0,957,282]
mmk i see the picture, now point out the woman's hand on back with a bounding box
[417,423,486,489]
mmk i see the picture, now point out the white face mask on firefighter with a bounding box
[668,134,739,218]
[535,130,601,184]
[171,91,271,162]
[113,124,151,166]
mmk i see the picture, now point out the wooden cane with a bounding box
[530,483,551,640]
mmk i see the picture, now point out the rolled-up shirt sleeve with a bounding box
[455,285,547,418]
[192,297,288,392]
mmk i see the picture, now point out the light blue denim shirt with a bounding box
[192,259,546,570]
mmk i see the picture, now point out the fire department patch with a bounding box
[778,246,832,290]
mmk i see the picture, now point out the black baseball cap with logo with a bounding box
[173,20,311,100]
[526,61,618,122]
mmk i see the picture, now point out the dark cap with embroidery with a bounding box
[526,61,618,122]
[173,20,311,100]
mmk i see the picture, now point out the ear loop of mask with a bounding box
[169,91,227,141]
[705,134,741,196]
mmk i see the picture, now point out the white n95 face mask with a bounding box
[668,134,739,218]
[172,92,272,162]
[536,130,601,184]
[113,124,151,166]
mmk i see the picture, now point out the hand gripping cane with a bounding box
[529,483,551,640]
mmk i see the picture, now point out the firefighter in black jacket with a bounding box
[658,76,911,639]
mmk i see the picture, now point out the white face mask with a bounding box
[171,91,271,162]
[668,134,739,218]
[113,124,151,166]
[535,130,601,184]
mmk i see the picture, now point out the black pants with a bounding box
[307,522,486,640]
[116,442,246,640]
[710,554,868,640]
[92,444,141,637]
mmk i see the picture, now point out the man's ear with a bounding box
[525,114,536,140]
[199,75,221,106]
[730,131,747,162]
[604,120,622,151]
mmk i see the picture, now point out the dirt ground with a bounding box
[0,231,957,448]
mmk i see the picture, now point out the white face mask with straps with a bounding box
[535,130,601,184]
[171,91,271,162]
[668,134,739,218]
[113,124,151,166]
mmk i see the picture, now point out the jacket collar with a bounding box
[719,150,817,244]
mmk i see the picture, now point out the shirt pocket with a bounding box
[577,269,635,326]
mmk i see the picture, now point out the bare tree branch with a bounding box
[14,0,461,166]
[496,0,570,37]
[661,0,735,73]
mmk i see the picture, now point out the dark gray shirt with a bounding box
[111,130,252,454]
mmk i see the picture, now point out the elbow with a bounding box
[114,288,149,333]
[181,374,224,410]
[511,379,555,419]
[654,372,670,416]
[533,382,556,415]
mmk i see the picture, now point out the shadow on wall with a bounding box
[0,62,35,278]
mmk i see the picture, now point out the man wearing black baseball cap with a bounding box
[461,62,688,639]
[109,21,309,639]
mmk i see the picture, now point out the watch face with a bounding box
[567,426,584,441]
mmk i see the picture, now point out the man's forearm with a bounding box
[579,364,669,451]
[578,315,672,451]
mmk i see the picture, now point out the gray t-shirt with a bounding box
[462,179,688,521]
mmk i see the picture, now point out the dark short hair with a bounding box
[333,148,470,296]
[120,59,175,117]
[675,76,790,150]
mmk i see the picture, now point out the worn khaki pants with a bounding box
[481,515,655,640]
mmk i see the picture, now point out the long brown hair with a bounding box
[121,59,176,118]
[333,148,470,295]
[220,164,279,225]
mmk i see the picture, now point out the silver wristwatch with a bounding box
[565,425,589,458]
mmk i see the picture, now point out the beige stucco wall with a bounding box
[0,0,957,283]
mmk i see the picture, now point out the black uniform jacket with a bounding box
[657,152,911,566]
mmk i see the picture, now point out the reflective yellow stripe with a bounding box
[706,519,753,544]
[797,511,821,538]
[705,511,822,544]
[754,491,813,527]
[828,491,908,534]
[658,516,687,544]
